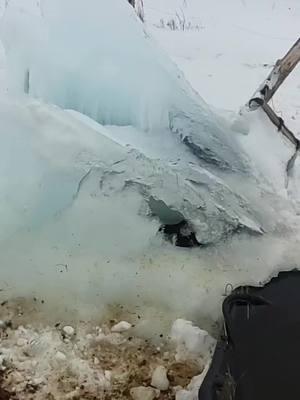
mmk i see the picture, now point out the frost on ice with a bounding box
[1,0,247,168]
[0,0,265,238]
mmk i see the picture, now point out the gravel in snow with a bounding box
[0,300,214,400]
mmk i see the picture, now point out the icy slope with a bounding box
[0,95,264,314]
[0,94,264,243]
[0,0,248,175]
[0,0,298,330]
[0,92,298,333]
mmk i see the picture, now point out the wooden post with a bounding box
[248,38,300,110]
[245,37,300,182]
[261,103,298,148]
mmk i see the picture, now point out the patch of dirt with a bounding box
[168,361,203,387]
[0,299,208,400]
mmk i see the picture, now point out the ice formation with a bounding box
[171,319,216,362]
[0,0,268,247]
[1,0,247,171]
[0,1,299,396]
[0,0,298,334]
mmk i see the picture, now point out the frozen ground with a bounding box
[0,0,299,398]
[0,300,213,399]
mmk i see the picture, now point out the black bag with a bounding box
[199,270,300,400]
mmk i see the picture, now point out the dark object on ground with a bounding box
[128,0,135,7]
[160,220,201,248]
[199,270,300,400]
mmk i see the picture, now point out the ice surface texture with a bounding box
[0,0,290,324]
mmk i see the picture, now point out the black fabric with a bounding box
[199,270,300,400]
[277,116,284,131]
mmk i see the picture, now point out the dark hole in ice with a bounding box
[159,220,201,248]
[148,196,201,248]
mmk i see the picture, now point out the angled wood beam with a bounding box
[248,38,300,110]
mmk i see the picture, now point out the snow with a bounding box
[1,0,266,198]
[62,326,75,338]
[145,0,299,112]
[145,0,300,190]
[54,351,67,362]
[130,386,159,400]
[171,319,216,362]
[0,298,209,399]
[0,0,299,397]
[111,321,132,333]
[151,366,170,391]
[0,1,273,250]
[0,1,297,318]
[0,318,111,398]
[0,0,298,334]
[1,0,203,131]
[0,93,281,328]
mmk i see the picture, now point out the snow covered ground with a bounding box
[145,0,300,192]
[0,0,299,398]
[145,0,300,119]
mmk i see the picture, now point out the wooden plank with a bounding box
[261,103,299,180]
[262,103,299,148]
[244,38,300,181]
[264,38,300,103]
[248,38,300,110]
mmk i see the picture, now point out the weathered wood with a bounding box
[264,38,300,103]
[248,38,300,110]
[244,38,300,183]
[261,103,299,181]
[262,103,299,148]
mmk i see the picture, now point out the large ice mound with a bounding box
[0,0,297,327]
[0,96,262,247]
[0,0,247,173]
[0,94,293,327]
